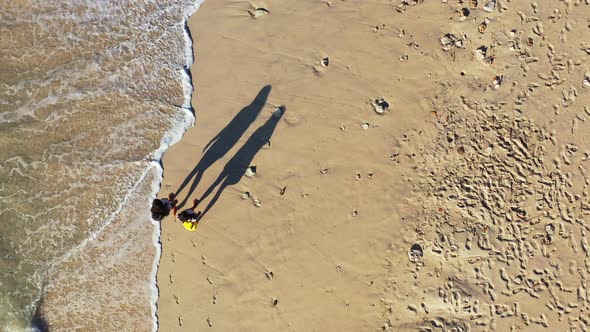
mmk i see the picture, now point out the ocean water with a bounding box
[0,0,202,330]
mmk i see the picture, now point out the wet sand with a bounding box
[158,0,590,331]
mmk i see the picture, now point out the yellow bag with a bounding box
[183,221,197,232]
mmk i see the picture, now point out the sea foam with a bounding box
[148,1,205,331]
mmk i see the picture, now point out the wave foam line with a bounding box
[39,1,205,331]
[150,1,205,331]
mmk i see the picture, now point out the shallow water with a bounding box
[0,0,201,330]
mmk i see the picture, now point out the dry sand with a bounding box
[157,0,590,331]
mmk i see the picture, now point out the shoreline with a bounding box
[1,1,208,330]
[152,1,205,330]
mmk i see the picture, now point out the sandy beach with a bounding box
[157,0,590,331]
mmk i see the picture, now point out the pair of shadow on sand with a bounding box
[175,85,284,220]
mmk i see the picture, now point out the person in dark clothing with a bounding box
[178,198,201,222]
[151,193,178,221]
[177,198,201,231]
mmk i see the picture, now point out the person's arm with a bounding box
[191,198,200,210]
[172,199,178,216]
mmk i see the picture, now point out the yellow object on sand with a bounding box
[183,221,197,231]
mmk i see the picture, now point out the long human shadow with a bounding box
[197,106,286,219]
[175,85,271,208]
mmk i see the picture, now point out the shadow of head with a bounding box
[203,84,272,153]
[237,84,272,123]
[257,104,286,141]
[253,85,272,105]
[225,105,286,174]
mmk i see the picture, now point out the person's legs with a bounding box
[168,193,178,215]
[191,198,200,210]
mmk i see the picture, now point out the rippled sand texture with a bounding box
[0,1,197,330]
[157,0,590,331]
[394,1,590,331]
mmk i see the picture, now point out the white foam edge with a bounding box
[36,2,205,331]
[150,1,204,331]
[33,1,204,330]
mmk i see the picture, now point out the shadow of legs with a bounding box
[175,166,200,199]
[176,169,206,209]
[199,172,227,209]
[199,178,229,220]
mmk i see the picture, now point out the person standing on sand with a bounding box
[150,193,178,221]
[177,198,201,231]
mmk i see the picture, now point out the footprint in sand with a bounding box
[458,8,470,21]
[407,243,423,263]
[420,302,430,314]
[483,0,496,12]
[265,270,274,280]
[372,98,390,115]
[248,5,269,19]
[249,194,261,207]
[313,56,330,75]
[241,191,262,207]
[478,18,490,33]
[245,165,257,177]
